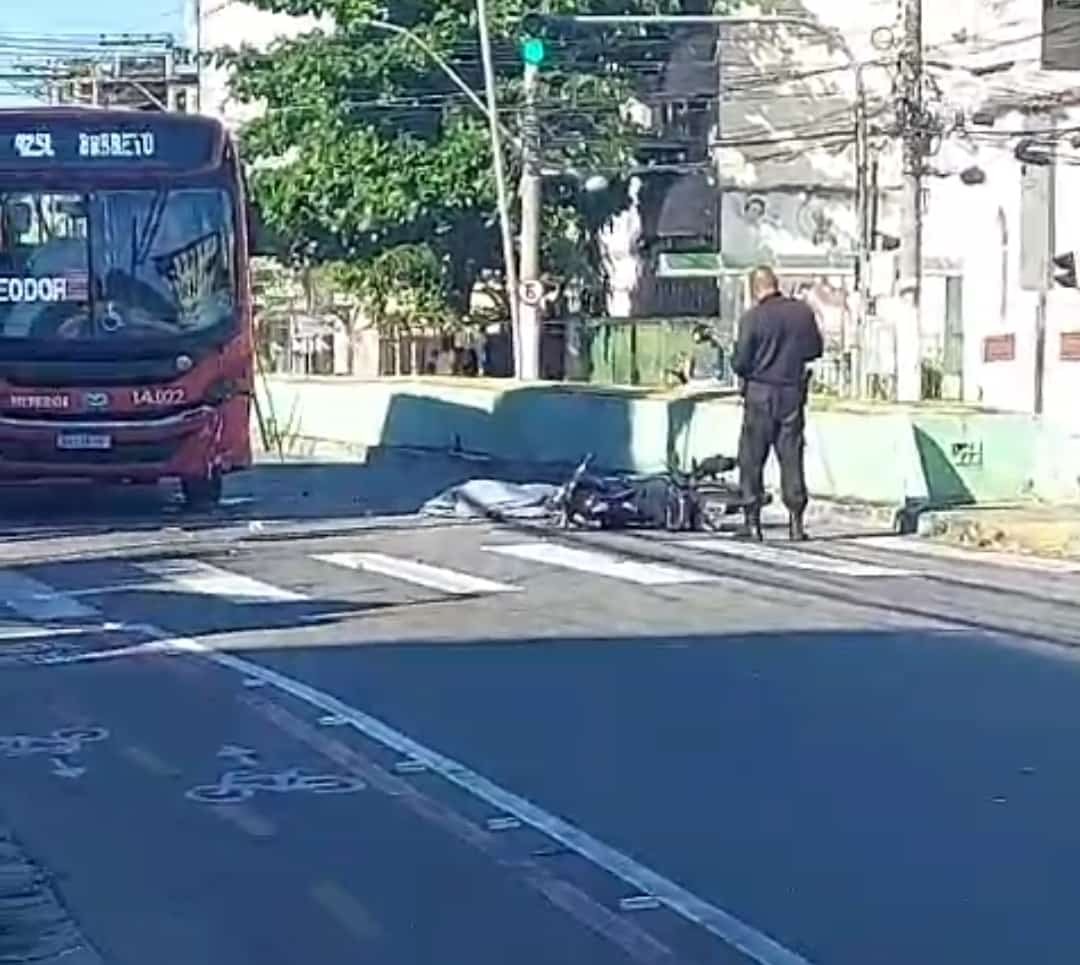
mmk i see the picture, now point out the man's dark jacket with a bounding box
[731,293,824,388]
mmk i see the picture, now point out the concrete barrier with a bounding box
[254,375,1080,508]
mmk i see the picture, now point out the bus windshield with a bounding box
[0,188,236,343]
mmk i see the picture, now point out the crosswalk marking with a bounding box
[484,542,718,586]
[0,570,98,620]
[681,539,916,578]
[137,559,308,604]
[314,552,520,596]
[854,536,1080,574]
[0,624,110,641]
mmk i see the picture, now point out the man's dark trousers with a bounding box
[738,379,808,519]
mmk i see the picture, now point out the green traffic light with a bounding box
[521,36,546,66]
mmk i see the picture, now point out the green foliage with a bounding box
[225,0,734,327]
[316,244,455,332]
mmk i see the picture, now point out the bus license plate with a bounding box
[56,433,112,451]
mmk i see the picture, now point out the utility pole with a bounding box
[475,0,523,375]
[518,60,543,381]
[166,45,180,112]
[194,0,202,112]
[896,0,924,402]
[1035,118,1055,416]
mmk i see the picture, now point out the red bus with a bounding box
[0,108,253,508]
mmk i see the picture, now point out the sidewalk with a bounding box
[0,825,102,964]
[918,506,1080,560]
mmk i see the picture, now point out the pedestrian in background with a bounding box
[731,266,824,541]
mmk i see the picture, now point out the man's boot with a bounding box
[736,505,764,541]
[788,511,808,542]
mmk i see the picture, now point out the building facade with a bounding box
[192,0,1080,418]
[645,0,1080,419]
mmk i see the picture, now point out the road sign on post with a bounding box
[518,279,544,306]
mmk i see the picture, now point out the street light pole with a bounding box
[360,19,493,125]
[475,0,523,371]
[362,18,528,153]
[359,15,522,372]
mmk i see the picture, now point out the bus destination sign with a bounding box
[0,115,219,170]
[12,130,157,161]
[79,131,157,159]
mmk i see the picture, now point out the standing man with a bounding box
[731,266,824,541]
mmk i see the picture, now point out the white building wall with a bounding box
[692,0,1080,420]
[191,1,327,130]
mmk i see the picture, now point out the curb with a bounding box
[256,441,909,533]
[918,507,1080,559]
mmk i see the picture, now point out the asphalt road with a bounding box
[1,456,1079,965]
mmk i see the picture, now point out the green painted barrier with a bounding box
[255,376,1080,507]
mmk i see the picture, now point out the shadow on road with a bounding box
[0,448,576,543]
[223,626,1080,965]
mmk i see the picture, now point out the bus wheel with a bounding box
[181,472,223,510]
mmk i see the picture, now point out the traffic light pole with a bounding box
[518,61,543,381]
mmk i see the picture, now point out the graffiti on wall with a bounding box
[720,191,856,266]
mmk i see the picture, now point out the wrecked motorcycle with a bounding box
[549,453,771,532]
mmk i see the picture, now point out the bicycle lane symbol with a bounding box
[185,768,366,805]
[0,727,109,758]
[0,727,109,779]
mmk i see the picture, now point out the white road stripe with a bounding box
[314,552,519,596]
[484,542,717,586]
[160,629,810,965]
[682,540,916,578]
[0,624,119,641]
[37,640,175,666]
[0,570,98,620]
[856,536,1080,574]
[137,559,307,604]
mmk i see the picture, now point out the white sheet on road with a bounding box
[420,479,557,521]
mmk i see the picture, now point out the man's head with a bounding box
[748,265,781,304]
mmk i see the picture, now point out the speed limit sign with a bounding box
[518,280,544,306]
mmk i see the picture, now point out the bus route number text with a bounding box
[13,133,55,159]
[79,131,156,160]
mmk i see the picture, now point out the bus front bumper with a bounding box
[0,405,245,482]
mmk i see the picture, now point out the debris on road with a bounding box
[919,506,1080,560]
[420,452,766,532]
[420,479,559,521]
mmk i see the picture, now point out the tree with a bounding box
[225,0,734,326]
[316,245,454,335]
